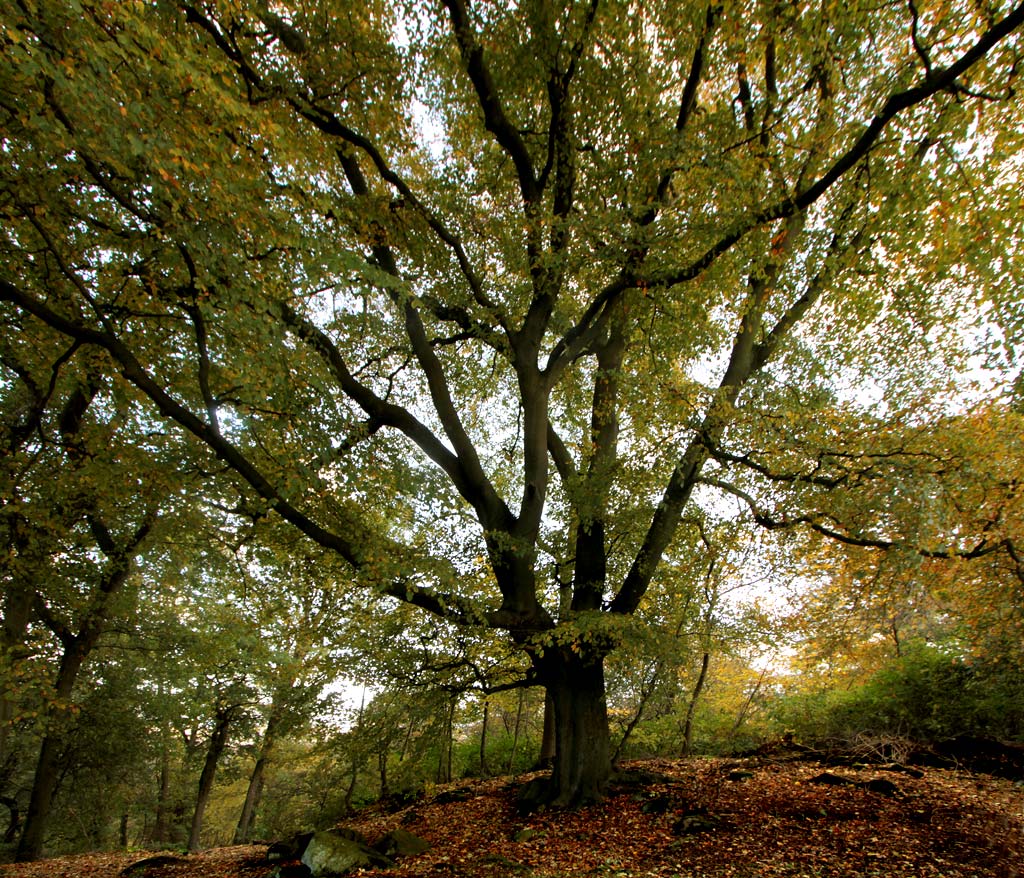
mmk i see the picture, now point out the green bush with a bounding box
[770,643,1024,747]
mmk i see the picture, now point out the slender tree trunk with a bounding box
[543,653,612,806]
[188,706,236,853]
[15,643,86,861]
[435,695,455,784]
[1,796,20,843]
[445,696,455,783]
[16,514,152,861]
[478,698,490,777]
[536,692,556,769]
[232,760,266,845]
[681,652,710,757]
[378,748,389,799]
[611,663,662,765]
[728,666,768,742]
[890,618,902,658]
[398,720,414,762]
[0,582,34,768]
[506,688,525,774]
[435,724,445,784]
[151,727,172,845]
[343,689,366,814]
[234,708,284,844]
[0,700,14,783]
[342,753,359,815]
[16,736,62,861]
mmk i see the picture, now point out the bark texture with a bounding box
[544,654,612,806]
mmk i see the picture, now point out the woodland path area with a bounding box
[1,759,1021,878]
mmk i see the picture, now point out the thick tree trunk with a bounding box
[544,653,612,806]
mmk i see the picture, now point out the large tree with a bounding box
[2,0,1023,808]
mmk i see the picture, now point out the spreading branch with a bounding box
[558,0,1024,370]
[441,0,540,206]
[699,475,1003,561]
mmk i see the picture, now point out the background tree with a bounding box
[2,0,1023,813]
[770,401,1024,749]
[225,523,354,844]
[0,308,205,860]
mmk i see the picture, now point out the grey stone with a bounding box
[301,830,393,877]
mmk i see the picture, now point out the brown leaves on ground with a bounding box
[2,759,1022,878]
[0,845,270,878]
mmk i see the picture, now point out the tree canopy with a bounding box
[2,0,1023,821]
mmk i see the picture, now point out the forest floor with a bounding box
[2,758,1022,878]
